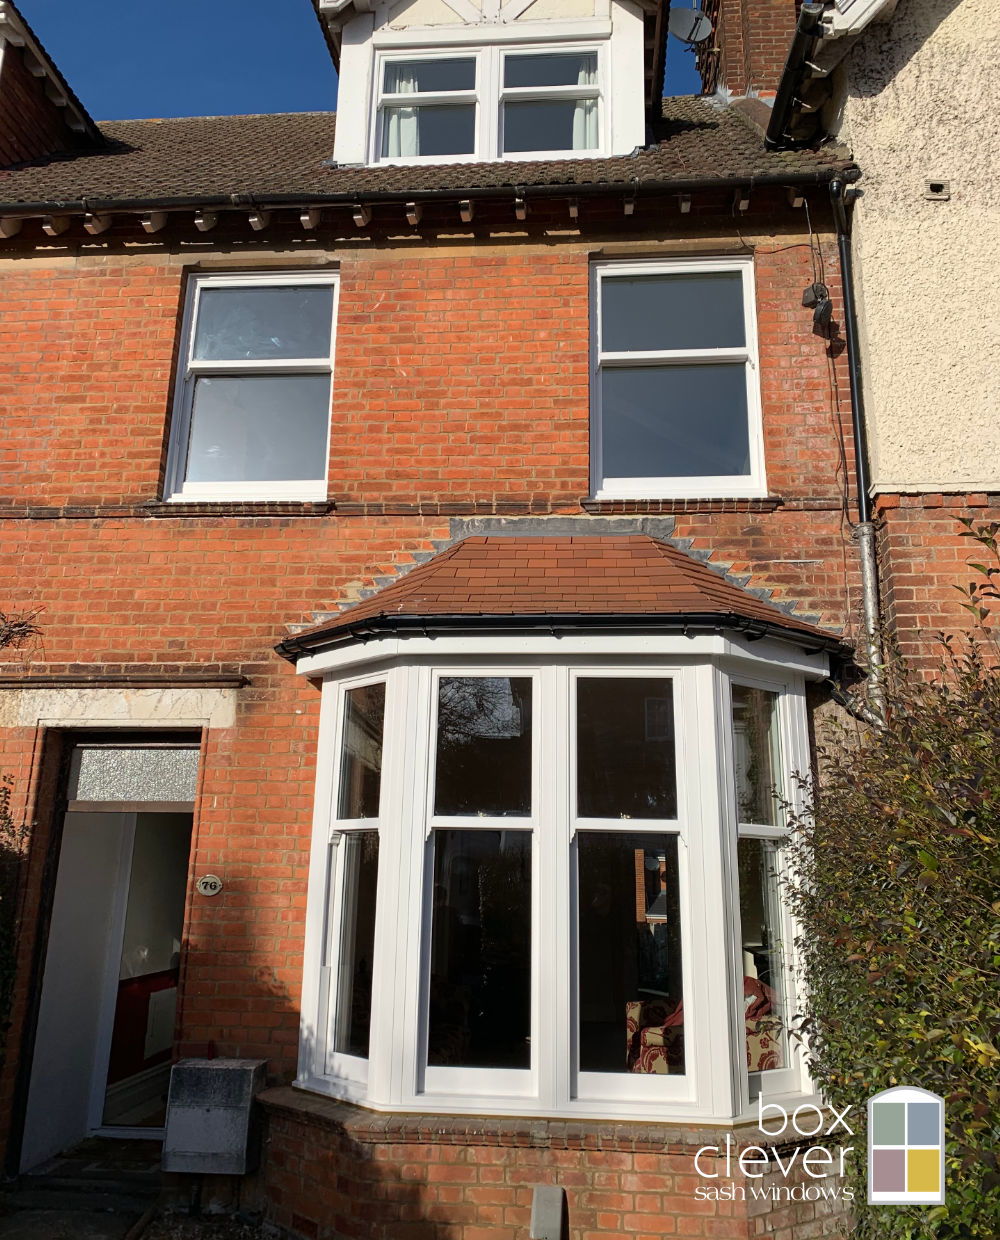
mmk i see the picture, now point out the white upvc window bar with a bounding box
[723,671,811,1104]
[591,257,767,500]
[372,44,605,165]
[298,643,818,1121]
[164,271,338,503]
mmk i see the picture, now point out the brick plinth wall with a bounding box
[875,494,1000,670]
[255,1088,850,1240]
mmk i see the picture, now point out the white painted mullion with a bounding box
[538,666,564,1111]
[598,348,750,366]
[399,665,432,1104]
[298,679,341,1086]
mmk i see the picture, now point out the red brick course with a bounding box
[0,217,860,1204]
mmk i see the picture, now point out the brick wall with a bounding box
[0,42,81,167]
[876,493,1000,670]
[254,1090,850,1240]
[0,214,859,1184]
[699,0,797,96]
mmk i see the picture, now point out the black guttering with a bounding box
[276,611,845,662]
[0,165,860,219]
[764,3,825,151]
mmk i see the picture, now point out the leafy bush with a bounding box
[0,774,25,1062]
[785,522,1000,1239]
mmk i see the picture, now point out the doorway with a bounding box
[20,739,198,1171]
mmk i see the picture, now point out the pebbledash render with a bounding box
[0,0,990,1235]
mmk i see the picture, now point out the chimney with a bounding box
[697,0,798,98]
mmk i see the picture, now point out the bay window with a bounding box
[298,643,814,1121]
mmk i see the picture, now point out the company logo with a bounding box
[867,1086,945,1205]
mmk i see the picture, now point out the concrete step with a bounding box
[3,1188,151,1214]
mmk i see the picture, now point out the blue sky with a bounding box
[18,0,701,121]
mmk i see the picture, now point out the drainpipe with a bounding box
[830,177,885,727]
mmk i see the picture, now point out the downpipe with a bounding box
[830,177,886,727]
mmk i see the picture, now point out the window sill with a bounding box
[582,496,785,514]
[261,1084,750,1152]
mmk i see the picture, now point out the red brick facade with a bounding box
[0,204,858,1233]
[0,39,85,167]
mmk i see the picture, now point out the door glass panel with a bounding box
[577,678,676,819]
[601,273,746,352]
[103,812,192,1127]
[738,837,787,1072]
[434,677,532,816]
[193,285,334,361]
[578,832,684,1074]
[68,745,198,803]
[331,831,380,1059]
[185,374,330,484]
[337,684,385,820]
[732,686,783,826]
[428,830,531,1068]
[600,364,750,479]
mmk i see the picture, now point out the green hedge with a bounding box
[785,522,1000,1238]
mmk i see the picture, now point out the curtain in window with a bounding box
[572,58,598,151]
[384,66,420,158]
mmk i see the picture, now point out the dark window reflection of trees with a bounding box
[434,678,532,816]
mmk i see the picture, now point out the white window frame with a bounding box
[591,258,767,500]
[163,271,339,503]
[719,670,811,1107]
[298,634,824,1121]
[371,42,607,165]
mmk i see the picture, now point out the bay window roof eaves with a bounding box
[275,536,846,662]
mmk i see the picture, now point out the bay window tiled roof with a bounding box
[278,535,843,657]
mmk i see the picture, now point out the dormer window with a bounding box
[373,44,605,164]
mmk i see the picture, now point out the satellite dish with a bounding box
[668,8,712,43]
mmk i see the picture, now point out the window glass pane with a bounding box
[601,364,750,479]
[503,99,597,153]
[504,52,597,88]
[184,374,330,484]
[428,830,531,1068]
[601,273,746,352]
[738,837,787,1072]
[578,833,684,1074]
[434,677,532,817]
[68,745,198,802]
[337,684,385,820]
[383,58,476,93]
[381,104,476,158]
[732,686,783,826]
[577,679,676,819]
[331,830,379,1059]
[193,285,334,361]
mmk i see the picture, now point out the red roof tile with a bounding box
[278,536,840,657]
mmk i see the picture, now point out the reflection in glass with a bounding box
[738,838,786,1071]
[381,104,476,158]
[434,678,532,816]
[578,833,684,1074]
[193,285,334,361]
[428,831,531,1068]
[577,679,676,819]
[732,686,782,826]
[185,374,330,483]
[504,52,597,88]
[503,99,597,153]
[338,684,385,820]
[601,273,746,353]
[601,364,750,479]
[332,831,380,1058]
[384,58,476,93]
